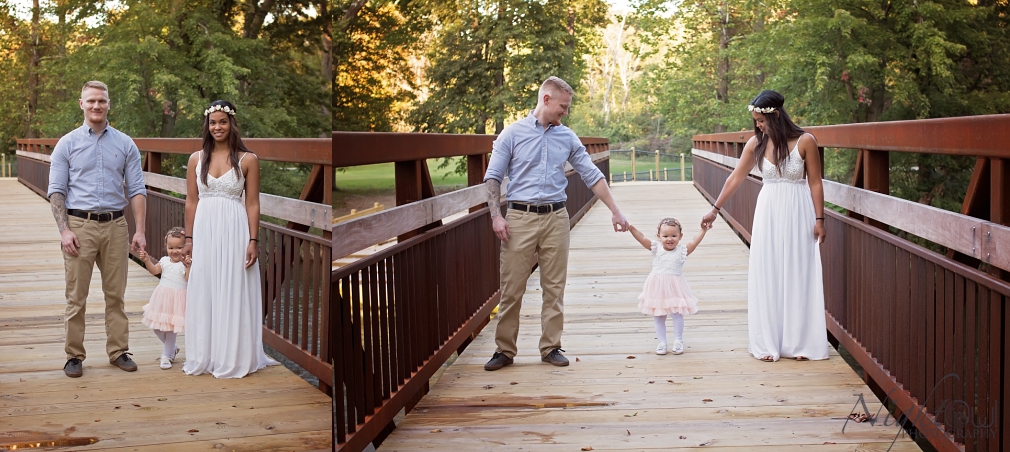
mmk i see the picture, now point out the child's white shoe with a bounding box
[655,342,668,355]
[159,356,172,369]
[671,340,684,355]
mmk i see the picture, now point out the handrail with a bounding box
[332,151,611,260]
[692,113,1010,157]
[17,137,331,164]
[15,150,332,231]
[691,148,1010,272]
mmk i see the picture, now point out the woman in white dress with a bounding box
[182,100,278,378]
[700,90,830,362]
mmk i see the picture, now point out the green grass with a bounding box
[335,157,468,191]
[608,158,692,180]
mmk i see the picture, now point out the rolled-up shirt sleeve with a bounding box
[47,137,71,199]
[567,135,605,188]
[483,129,513,183]
[123,141,147,198]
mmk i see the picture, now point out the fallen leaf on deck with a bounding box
[679,436,687,440]
[19,378,25,382]
[623,389,629,392]
[702,399,713,402]
[626,356,636,359]
[626,429,631,435]
[158,397,168,401]
[78,385,86,388]
[114,406,120,409]
[699,441,712,446]
[94,419,100,422]
[133,404,141,407]
[648,381,654,384]
[667,380,674,383]
[693,376,703,379]
[581,447,594,451]
[509,381,518,385]
[430,429,441,433]
[623,412,638,417]
[576,357,581,362]
[483,384,495,390]
[823,442,836,445]
[188,429,199,433]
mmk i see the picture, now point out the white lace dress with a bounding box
[747,137,830,361]
[183,152,278,378]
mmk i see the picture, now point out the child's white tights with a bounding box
[153,329,178,358]
[653,314,684,343]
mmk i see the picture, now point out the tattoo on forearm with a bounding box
[50,193,70,232]
[486,180,501,217]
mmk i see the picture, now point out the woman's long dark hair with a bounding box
[750,90,805,173]
[200,100,252,186]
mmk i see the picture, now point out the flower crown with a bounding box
[204,104,236,117]
[747,104,776,114]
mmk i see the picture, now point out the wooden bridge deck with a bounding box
[0,180,331,451]
[380,182,919,451]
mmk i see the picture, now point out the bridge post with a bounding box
[851,149,888,230]
[395,159,441,241]
[467,153,489,214]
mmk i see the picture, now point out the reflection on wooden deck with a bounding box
[379,182,919,451]
[0,180,331,451]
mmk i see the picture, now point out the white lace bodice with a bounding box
[650,242,687,276]
[195,151,247,201]
[759,138,806,183]
[158,257,188,290]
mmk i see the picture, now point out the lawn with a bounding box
[335,157,468,191]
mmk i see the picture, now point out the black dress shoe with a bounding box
[112,353,137,372]
[64,358,83,378]
[541,348,569,366]
[484,352,514,371]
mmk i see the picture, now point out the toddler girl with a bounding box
[629,218,708,355]
[138,227,191,369]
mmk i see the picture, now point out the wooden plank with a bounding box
[378,182,916,450]
[0,180,331,450]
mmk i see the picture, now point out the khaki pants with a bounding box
[63,215,130,362]
[494,208,570,359]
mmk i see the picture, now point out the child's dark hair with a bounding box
[165,227,186,243]
[657,218,682,234]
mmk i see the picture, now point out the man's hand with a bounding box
[131,231,146,253]
[183,243,193,258]
[60,229,80,256]
[611,211,629,232]
[492,215,511,242]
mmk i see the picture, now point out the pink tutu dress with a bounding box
[638,241,699,316]
[141,257,187,333]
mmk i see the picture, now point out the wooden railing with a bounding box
[332,132,609,451]
[692,114,1010,452]
[15,138,334,395]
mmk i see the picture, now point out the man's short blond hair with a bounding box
[81,81,109,97]
[539,76,574,100]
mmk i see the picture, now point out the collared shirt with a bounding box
[483,113,604,204]
[47,122,146,212]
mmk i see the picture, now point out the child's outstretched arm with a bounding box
[627,225,652,250]
[138,250,162,276]
[685,227,709,255]
[183,255,192,281]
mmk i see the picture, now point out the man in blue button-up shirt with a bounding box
[47,81,147,377]
[482,76,629,371]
